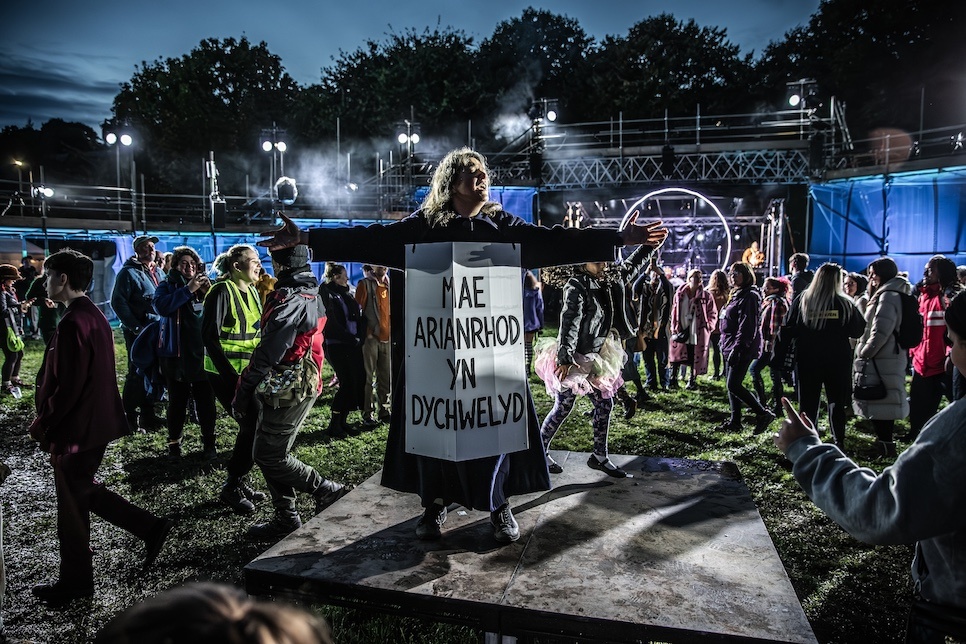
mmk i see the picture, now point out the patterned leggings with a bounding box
[539,388,614,457]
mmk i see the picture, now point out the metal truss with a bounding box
[490,146,812,190]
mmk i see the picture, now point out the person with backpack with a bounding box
[232,245,348,540]
[852,257,913,458]
[906,255,964,442]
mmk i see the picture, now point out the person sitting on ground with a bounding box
[715,262,775,434]
[202,244,266,514]
[780,264,865,450]
[93,581,333,644]
[233,245,348,540]
[774,289,966,644]
[153,246,218,460]
[534,242,653,477]
[28,248,174,608]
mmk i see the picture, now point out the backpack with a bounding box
[882,289,923,350]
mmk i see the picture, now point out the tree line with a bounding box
[1,0,963,196]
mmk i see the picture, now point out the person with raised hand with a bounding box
[256,147,667,546]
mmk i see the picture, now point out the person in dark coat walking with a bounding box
[28,249,173,608]
[716,262,775,434]
[319,262,366,438]
[257,147,668,545]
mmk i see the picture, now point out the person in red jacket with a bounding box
[906,254,963,441]
[28,249,174,608]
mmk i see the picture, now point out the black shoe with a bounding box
[143,517,176,570]
[635,390,650,405]
[490,504,520,543]
[415,503,447,540]
[201,445,218,462]
[32,581,94,607]
[314,481,350,514]
[753,411,777,435]
[586,454,628,478]
[239,482,266,503]
[546,454,563,474]
[219,484,255,515]
[378,413,392,423]
[684,379,697,390]
[360,418,379,429]
[167,443,182,459]
[247,514,302,540]
[713,420,742,432]
[622,398,637,420]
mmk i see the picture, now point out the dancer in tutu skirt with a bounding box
[535,243,655,477]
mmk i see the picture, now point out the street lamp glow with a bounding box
[788,94,802,107]
[275,141,287,153]
[397,133,408,145]
[262,141,273,152]
[105,132,118,145]
[546,110,557,122]
[410,133,419,144]
[120,134,133,146]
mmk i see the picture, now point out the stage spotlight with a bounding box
[275,176,298,205]
[788,94,802,108]
[546,109,557,122]
[32,186,53,199]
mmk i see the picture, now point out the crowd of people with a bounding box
[1,146,966,642]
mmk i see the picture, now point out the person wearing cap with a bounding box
[232,245,348,540]
[0,263,34,396]
[111,235,165,431]
[257,147,668,545]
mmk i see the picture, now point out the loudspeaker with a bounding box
[211,198,226,229]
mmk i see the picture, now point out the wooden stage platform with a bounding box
[245,452,816,643]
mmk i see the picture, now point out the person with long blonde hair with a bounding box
[781,263,865,449]
[256,147,668,545]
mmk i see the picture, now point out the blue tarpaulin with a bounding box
[808,167,966,277]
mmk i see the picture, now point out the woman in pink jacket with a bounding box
[668,269,717,389]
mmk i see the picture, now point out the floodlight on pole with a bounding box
[104,126,134,220]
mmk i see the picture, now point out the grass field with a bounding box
[0,330,916,643]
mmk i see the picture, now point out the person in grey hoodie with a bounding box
[775,289,966,643]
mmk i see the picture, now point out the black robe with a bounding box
[307,207,626,510]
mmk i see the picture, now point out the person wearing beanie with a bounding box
[256,147,668,546]
[0,263,34,396]
[233,245,348,540]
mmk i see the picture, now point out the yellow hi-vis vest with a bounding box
[204,280,262,375]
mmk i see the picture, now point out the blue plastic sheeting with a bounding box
[809,167,966,277]
[412,186,535,223]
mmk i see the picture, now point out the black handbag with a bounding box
[672,327,689,344]
[853,359,887,400]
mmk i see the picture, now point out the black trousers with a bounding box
[51,447,159,586]
[325,343,366,414]
[208,370,257,479]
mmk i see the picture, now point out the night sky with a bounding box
[0,0,820,132]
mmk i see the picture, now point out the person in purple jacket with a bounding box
[28,249,174,608]
[715,261,775,434]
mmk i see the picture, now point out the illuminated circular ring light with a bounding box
[619,187,733,271]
